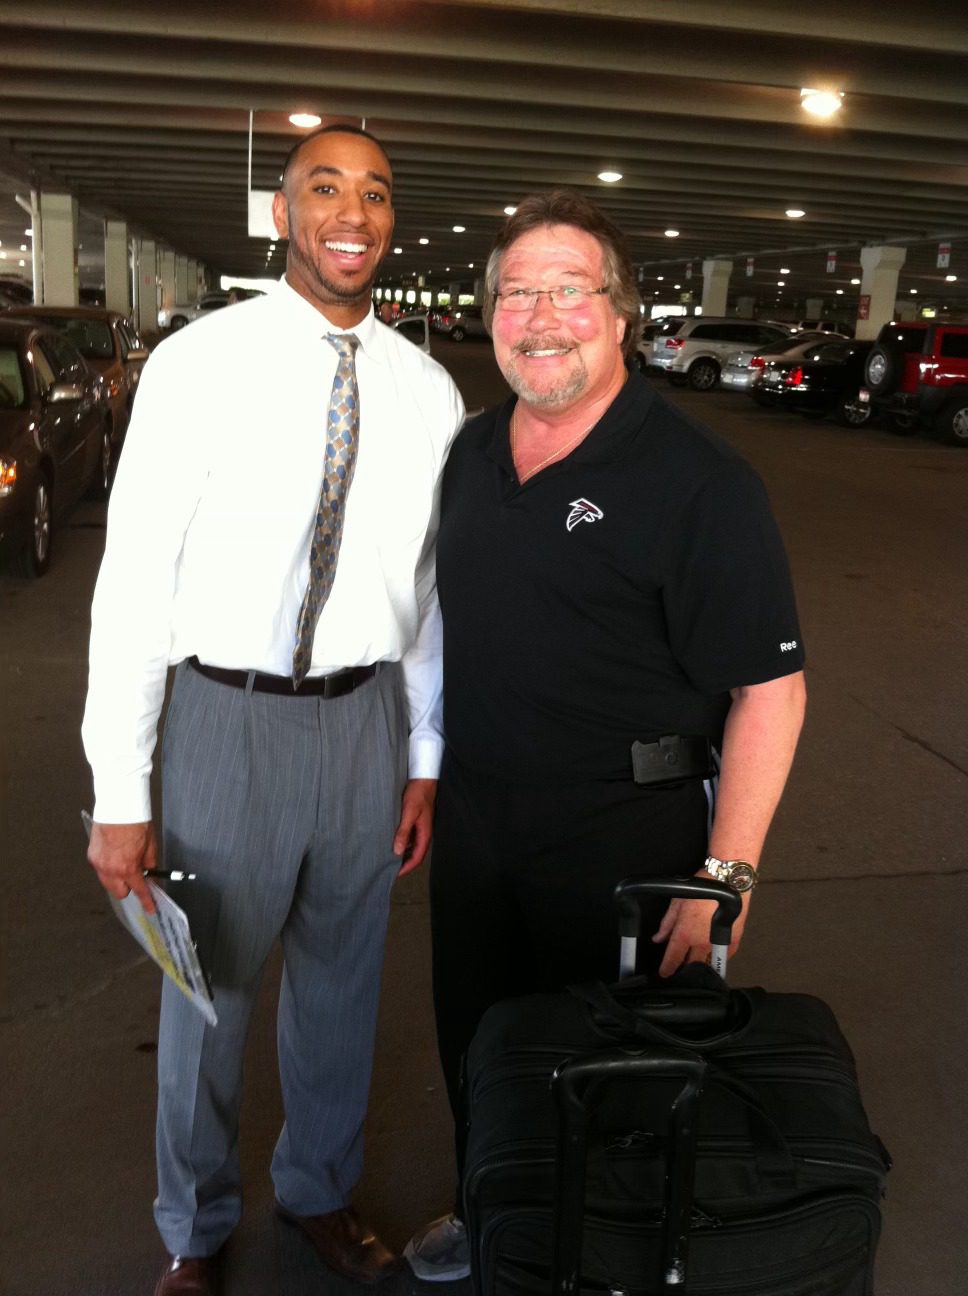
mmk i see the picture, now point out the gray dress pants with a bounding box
[153,660,408,1258]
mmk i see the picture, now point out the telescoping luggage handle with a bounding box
[615,876,743,980]
[551,1049,707,1295]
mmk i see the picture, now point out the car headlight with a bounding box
[0,457,17,497]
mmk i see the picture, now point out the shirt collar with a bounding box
[485,369,656,478]
[270,276,380,359]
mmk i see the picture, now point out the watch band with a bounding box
[702,855,758,893]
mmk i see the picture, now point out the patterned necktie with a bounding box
[292,333,360,687]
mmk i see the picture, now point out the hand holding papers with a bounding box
[82,811,217,1026]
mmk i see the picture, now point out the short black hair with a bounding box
[280,124,392,187]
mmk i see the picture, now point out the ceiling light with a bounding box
[780,267,791,275]
[419,238,429,245]
[289,112,322,128]
[597,170,623,183]
[657,275,664,282]
[946,274,958,282]
[468,263,475,268]
[910,288,918,294]
[452,225,466,233]
[503,205,517,216]
[664,229,680,238]
[25,228,32,237]
[19,244,26,252]
[785,209,806,219]
[836,289,844,295]
[674,284,681,289]
[777,280,786,287]
[18,259,24,267]
[445,266,450,272]
[850,278,861,285]
[800,88,844,118]
[393,247,402,254]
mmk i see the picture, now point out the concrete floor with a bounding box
[1,341,966,1295]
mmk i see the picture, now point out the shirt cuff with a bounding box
[91,775,153,825]
[408,733,444,780]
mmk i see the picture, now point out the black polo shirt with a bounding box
[437,370,804,783]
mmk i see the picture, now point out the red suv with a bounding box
[860,320,968,445]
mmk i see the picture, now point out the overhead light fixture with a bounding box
[503,205,517,216]
[664,229,680,238]
[946,274,958,282]
[468,262,475,268]
[674,283,681,289]
[800,88,844,118]
[19,244,26,252]
[780,267,791,275]
[836,289,844,295]
[452,225,466,233]
[597,170,623,183]
[24,228,32,237]
[850,278,861,285]
[777,280,786,287]
[785,208,806,219]
[657,275,664,282]
[393,247,402,254]
[419,237,429,245]
[910,288,918,294]
[289,112,322,128]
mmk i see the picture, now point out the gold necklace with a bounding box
[511,409,594,482]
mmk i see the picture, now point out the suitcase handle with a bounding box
[551,1049,706,1296]
[615,875,743,979]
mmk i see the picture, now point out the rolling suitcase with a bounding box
[463,876,891,1296]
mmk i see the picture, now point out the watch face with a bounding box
[728,863,757,892]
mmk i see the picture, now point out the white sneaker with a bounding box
[404,1213,470,1282]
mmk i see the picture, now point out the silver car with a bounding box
[650,317,795,390]
[721,332,845,391]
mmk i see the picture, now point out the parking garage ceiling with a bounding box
[1,0,967,309]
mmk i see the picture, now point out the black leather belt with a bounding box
[631,735,715,785]
[188,655,377,699]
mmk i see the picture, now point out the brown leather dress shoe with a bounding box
[153,1253,220,1296]
[277,1205,402,1284]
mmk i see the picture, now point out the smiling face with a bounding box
[273,130,395,326]
[491,224,627,414]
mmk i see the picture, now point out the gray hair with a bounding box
[482,190,641,359]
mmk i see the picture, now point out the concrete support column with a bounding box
[158,248,176,316]
[39,192,78,305]
[701,259,732,317]
[804,297,824,319]
[175,255,190,304]
[856,245,907,340]
[103,220,130,315]
[447,280,461,304]
[895,299,919,322]
[132,238,157,335]
[473,277,485,303]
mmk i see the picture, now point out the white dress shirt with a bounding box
[82,279,465,822]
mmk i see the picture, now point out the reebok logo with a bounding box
[566,498,604,532]
[780,640,798,652]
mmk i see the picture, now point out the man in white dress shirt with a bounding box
[82,126,464,1296]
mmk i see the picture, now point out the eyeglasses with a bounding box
[493,285,609,312]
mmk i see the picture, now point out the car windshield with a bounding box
[0,346,27,408]
[880,325,927,354]
[34,316,114,359]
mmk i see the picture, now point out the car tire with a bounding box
[18,472,52,579]
[864,342,905,397]
[93,420,114,499]
[687,358,720,391]
[450,326,466,342]
[883,410,917,436]
[939,393,968,447]
[834,390,872,427]
[632,351,648,373]
[169,315,189,332]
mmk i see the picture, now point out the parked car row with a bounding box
[0,305,149,578]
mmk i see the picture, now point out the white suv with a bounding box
[651,318,794,390]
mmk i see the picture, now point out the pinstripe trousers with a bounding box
[153,659,408,1258]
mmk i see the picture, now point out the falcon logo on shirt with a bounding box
[566,498,604,532]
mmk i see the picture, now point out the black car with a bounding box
[0,318,108,576]
[750,339,875,426]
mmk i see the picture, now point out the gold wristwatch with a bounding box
[702,855,758,893]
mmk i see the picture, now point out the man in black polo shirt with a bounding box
[405,191,806,1282]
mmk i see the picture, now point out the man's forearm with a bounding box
[706,670,807,868]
